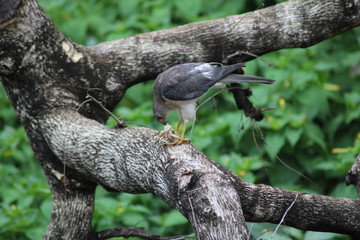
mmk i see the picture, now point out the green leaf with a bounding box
[242,172,256,183]
[61,18,88,44]
[26,227,46,240]
[344,91,360,123]
[304,231,348,240]
[248,223,302,240]
[122,212,148,228]
[174,0,202,21]
[286,128,303,147]
[344,91,360,109]
[304,123,327,153]
[269,162,301,187]
[117,0,141,18]
[162,210,188,227]
[0,214,11,227]
[265,132,286,158]
[313,61,338,71]
[288,113,306,128]
[127,205,151,214]
[40,199,52,218]
[298,86,330,120]
[17,195,34,209]
[95,197,118,214]
[330,182,358,199]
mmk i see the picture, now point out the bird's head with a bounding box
[155,114,167,125]
[153,103,168,125]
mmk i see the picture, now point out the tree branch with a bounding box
[86,0,360,93]
[39,110,360,237]
[346,153,360,196]
[2,0,359,114]
[236,175,360,236]
[96,227,161,240]
[40,110,250,239]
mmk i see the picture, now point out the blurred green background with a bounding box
[1,0,360,239]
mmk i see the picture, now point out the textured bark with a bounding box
[347,154,360,196]
[238,179,360,235]
[39,111,250,239]
[1,0,360,239]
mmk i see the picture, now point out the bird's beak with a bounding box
[158,118,167,125]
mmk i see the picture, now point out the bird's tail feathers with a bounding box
[221,74,275,84]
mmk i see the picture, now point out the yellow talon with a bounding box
[161,120,191,145]
[175,120,182,134]
[165,138,190,145]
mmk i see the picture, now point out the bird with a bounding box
[153,62,275,144]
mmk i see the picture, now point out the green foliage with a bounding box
[1,0,359,239]
[94,188,190,238]
[0,90,51,239]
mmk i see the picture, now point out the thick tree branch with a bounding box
[40,111,360,237]
[1,0,360,113]
[87,0,360,90]
[237,176,360,236]
[347,153,360,196]
[39,110,250,239]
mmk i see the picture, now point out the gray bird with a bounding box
[153,62,274,144]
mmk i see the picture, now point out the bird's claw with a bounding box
[166,138,190,145]
[159,124,179,140]
[159,124,190,145]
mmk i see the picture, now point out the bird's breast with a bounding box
[165,99,198,122]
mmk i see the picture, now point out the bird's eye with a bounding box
[157,116,163,120]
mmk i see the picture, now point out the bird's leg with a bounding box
[175,120,182,135]
[180,121,188,140]
[166,121,190,145]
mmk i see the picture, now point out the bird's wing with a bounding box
[160,62,244,101]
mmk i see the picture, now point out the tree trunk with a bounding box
[1,0,360,239]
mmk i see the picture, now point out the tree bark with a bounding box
[347,154,360,196]
[1,0,360,239]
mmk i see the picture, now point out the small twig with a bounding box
[260,107,277,112]
[86,92,127,128]
[269,193,299,240]
[251,121,264,160]
[223,50,279,68]
[76,98,92,112]
[188,197,198,236]
[124,121,149,128]
[97,227,160,240]
[97,227,194,240]
[247,223,254,240]
[163,233,196,240]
